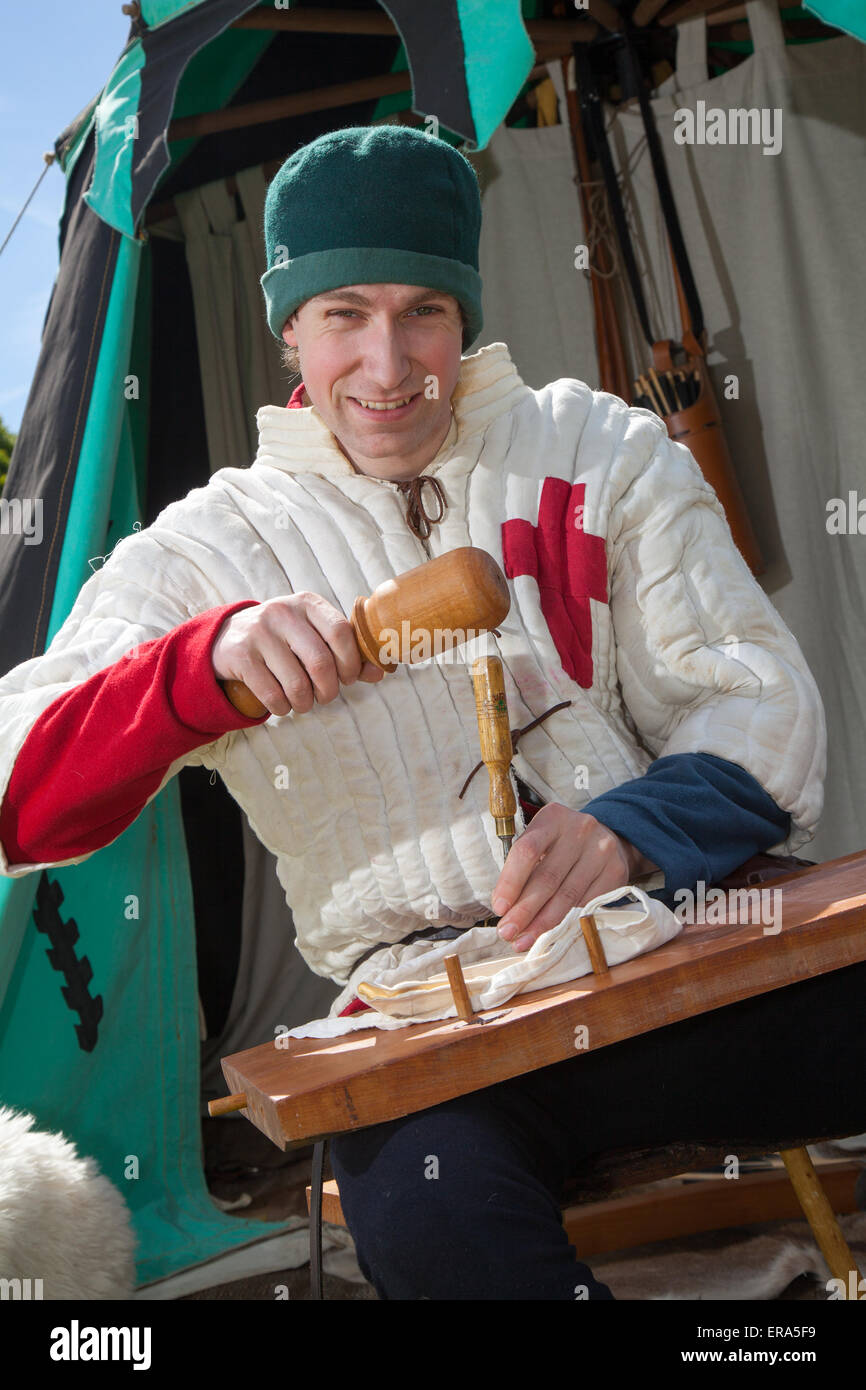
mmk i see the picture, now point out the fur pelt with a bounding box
[0,1106,136,1299]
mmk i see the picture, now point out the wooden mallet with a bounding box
[221,546,511,718]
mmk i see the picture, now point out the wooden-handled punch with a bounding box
[471,655,517,863]
[221,546,511,718]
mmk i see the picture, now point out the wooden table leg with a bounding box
[779,1146,863,1292]
[576,918,862,1292]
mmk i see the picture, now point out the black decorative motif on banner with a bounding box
[33,872,103,1053]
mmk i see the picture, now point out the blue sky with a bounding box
[0,3,130,433]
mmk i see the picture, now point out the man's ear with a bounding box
[281,317,298,349]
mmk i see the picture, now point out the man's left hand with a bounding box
[490,805,657,952]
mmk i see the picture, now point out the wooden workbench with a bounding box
[219,849,866,1151]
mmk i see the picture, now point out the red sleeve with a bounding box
[0,600,268,868]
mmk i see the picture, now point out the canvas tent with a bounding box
[0,0,541,1288]
[1,0,864,1293]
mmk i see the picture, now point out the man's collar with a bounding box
[254,342,532,479]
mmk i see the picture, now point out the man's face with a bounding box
[281,283,463,481]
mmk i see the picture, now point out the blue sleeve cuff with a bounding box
[582,752,792,896]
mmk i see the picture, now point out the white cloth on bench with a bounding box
[287,885,681,1038]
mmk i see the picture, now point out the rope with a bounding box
[576,174,621,282]
[578,116,681,378]
[0,153,56,260]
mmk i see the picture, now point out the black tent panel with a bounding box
[151,23,403,203]
[132,0,264,230]
[0,135,121,674]
[380,0,475,143]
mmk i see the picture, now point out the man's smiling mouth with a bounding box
[350,394,419,412]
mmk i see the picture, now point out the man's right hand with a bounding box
[211,594,385,717]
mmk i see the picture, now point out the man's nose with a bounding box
[360,320,414,388]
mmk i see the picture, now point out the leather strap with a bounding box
[395,474,447,539]
[715,852,818,890]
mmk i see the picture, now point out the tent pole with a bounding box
[659,0,829,23]
[168,71,411,141]
[231,11,600,42]
[147,52,577,229]
[656,0,739,26]
[632,0,671,22]
[166,37,589,145]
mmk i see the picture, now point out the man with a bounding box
[0,125,863,1299]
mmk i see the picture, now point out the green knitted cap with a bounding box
[261,124,483,349]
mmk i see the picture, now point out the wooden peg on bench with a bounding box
[444,953,476,1023]
[208,1092,248,1116]
[580,912,609,976]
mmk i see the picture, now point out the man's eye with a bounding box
[327,305,442,320]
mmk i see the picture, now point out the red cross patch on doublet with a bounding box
[501,478,608,688]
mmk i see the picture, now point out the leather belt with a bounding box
[349,914,500,978]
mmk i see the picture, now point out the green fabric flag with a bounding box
[0,235,287,1286]
[805,0,866,43]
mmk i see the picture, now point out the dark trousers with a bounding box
[330,961,866,1300]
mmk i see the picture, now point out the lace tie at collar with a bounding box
[395,475,448,540]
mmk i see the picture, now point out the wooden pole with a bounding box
[560,59,614,394]
[444,954,476,1023]
[706,0,803,22]
[633,0,671,24]
[560,57,632,401]
[657,0,737,27]
[658,0,820,24]
[168,71,412,141]
[779,1147,864,1291]
[164,29,598,150]
[232,10,598,44]
[583,0,623,31]
[708,17,832,39]
[147,59,573,227]
[234,8,399,35]
[705,3,751,22]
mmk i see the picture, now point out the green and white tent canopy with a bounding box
[3,0,534,672]
[0,0,536,1289]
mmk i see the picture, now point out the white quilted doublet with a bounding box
[0,343,825,984]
